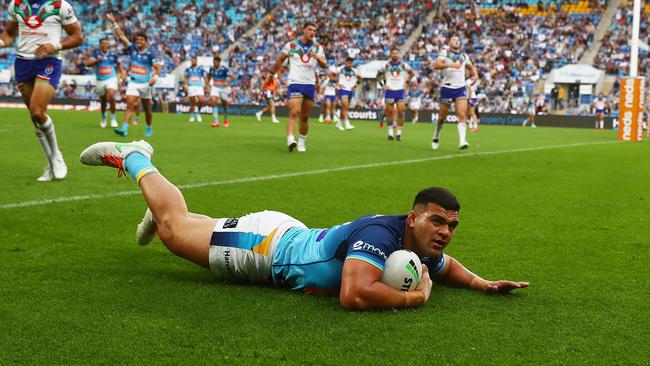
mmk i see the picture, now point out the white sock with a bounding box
[319,114,323,119]
[457,122,468,144]
[298,134,307,146]
[34,124,53,164]
[272,113,276,119]
[345,119,352,127]
[397,127,402,136]
[101,111,106,122]
[111,112,117,121]
[599,120,604,129]
[388,126,394,137]
[40,115,61,158]
[287,134,295,144]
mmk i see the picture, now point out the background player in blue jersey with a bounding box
[80,140,529,310]
[184,56,206,123]
[87,38,123,128]
[1,0,83,181]
[107,14,161,138]
[207,56,235,128]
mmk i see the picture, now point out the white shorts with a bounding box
[126,81,152,99]
[208,210,306,283]
[409,101,422,110]
[210,86,231,102]
[188,86,205,98]
[96,77,118,96]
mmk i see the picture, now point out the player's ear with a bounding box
[407,210,418,228]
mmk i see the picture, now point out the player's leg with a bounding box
[29,80,68,180]
[287,96,302,151]
[297,98,314,152]
[432,103,449,150]
[99,92,108,128]
[133,98,141,126]
[210,95,220,126]
[20,82,53,181]
[343,94,354,130]
[336,96,346,130]
[116,95,137,136]
[385,101,395,140]
[395,101,405,141]
[189,95,196,122]
[142,98,153,137]
[455,98,469,149]
[221,91,230,127]
[80,141,214,267]
[107,87,118,127]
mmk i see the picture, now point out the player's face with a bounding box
[303,25,317,42]
[408,203,459,258]
[449,37,460,51]
[390,50,399,62]
[135,36,147,50]
[214,59,221,68]
[191,58,198,67]
[99,40,109,52]
[346,59,353,68]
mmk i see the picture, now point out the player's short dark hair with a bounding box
[346,57,353,62]
[135,33,148,41]
[303,22,317,29]
[213,55,221,62]
[99,38,110,43]
[412,187,460,211]
[390,47,399,53]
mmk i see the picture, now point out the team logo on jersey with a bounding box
[14,0,62,29]
[44,64,54,75]
[289,41,318,64]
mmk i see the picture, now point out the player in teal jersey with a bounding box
[80,140,529,310]
[87,38,123,128]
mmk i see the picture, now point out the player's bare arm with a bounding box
[434,58,460,70]
[35,22,83,58]
[269,53,288,76]
[432,254,529,294]
[107,14,131,47]
[149,63,161,87]
[466,63,479,84]
[0,21,18,48]
[340,258,432,310]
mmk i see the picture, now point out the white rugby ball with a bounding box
[381,250,422,291]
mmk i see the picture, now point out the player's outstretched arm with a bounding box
[269,54,288,76]
[0,21,18,48]
[432,254,529,294]
[340,259,432,310]
[107,14,131,47]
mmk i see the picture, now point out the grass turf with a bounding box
[1,109,649,365]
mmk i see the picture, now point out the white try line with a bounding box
[1,140,618,209]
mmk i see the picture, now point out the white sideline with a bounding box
[1,140,617,209]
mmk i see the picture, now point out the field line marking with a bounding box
[1,140,618,209]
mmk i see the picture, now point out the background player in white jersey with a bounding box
[269,22,327,152]
[87,38,122,128]
[108,14,161,138]
[591,93,609,129]
[207,55,234,128]
[432,36,478,150]
[408,80,423,123]
[1,0,83,182]
[336,57,360,131]
[377,48,415,141]
[317,70,338,124]
[466,79,480,132]
[184,56,206,122]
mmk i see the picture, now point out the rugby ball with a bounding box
[381,250,422,291]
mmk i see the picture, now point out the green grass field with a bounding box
[1,109,649,365]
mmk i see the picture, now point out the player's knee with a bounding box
[29,107,47,123]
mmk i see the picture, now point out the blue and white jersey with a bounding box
[91,49,119,81]
[185,66,205,87]
[209,65,230,87]
[125,44,158,84]
[272,214,446,293]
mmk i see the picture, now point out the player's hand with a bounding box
[381,85,387,91]
[415,264,433,303]
[106,13,116,23]
[149,79,157,87]
[482,280,529,294]
[470,76,478,84]
[35,43,56,57]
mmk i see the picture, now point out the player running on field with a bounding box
[432,36,478,150]
[1,0,83,181]
[255,73,280,123]
[318,69,338,124]
[107,13,160,138]
[335,57,361,131]
[184,56,206,123]
[87,38,122,129]
[207,55,235,128]
[269,22,328,152]
[377,48,415,142]
[79,140,529,310]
